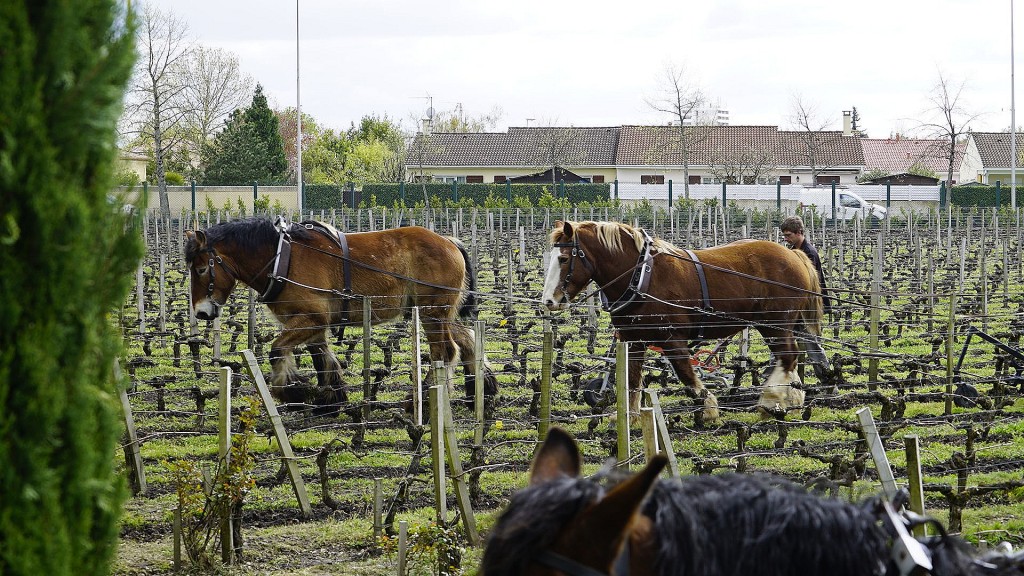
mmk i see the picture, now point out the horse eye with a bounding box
[557,255,568,264]
[196,266,207,275]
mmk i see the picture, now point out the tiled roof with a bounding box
[861,138,960,174]
[410,127,620,167]
[970,132,1024,168]
[776,130,865,167]
[615,125,780,165]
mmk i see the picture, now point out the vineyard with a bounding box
[114,205,1024,575]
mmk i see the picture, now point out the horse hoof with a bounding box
[757,404,787,420]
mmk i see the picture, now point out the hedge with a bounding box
[950,184,1022,207]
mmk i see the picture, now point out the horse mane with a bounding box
[185,218,317,263]
[643,473,890,576]
[480,476,604,576]
[552,220,680,256]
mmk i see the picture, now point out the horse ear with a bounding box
[562,220,575,239]
[570,455,668,550]
[529,427,582,485]
[192,230,207,247]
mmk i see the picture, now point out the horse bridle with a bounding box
[553,237,596,301]
[536,544,630,576]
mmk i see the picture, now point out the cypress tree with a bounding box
[244,84,289,180]
[0,2,142,574]
[201,85,289,184]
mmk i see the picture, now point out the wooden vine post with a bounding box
[218,366,233,565]
[538,318,553,441]
[615,341,630,467]
[116,359,147,495]
[241,350,312,517]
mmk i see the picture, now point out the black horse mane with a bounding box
[480,476,604,576]
[483,470,1020,576]
[184,218,316,264]
[644,473,890,576]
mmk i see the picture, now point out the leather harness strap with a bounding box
[683,249,713,339]
[605,229,655,315]
[257,223,292,303]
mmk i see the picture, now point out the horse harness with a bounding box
[555,228,656,316]
[682,249,713,340]
[536,544,630,576]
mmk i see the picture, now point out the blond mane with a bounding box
[551,220,680,255]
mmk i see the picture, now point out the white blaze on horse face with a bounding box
[542,247,569,311]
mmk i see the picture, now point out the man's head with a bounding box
[780,216,805,247]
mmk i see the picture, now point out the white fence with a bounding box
[615,183,941,203]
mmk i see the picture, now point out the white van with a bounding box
[798,188,887,221]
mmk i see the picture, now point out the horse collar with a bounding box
[604,228,655,316]
[257,227,292,303]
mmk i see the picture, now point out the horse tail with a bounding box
[796,250,823,338]
[448,236,478,320]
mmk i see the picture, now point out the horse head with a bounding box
[482,427,667,576]
[184,229,239,321]
[543,220,598,311]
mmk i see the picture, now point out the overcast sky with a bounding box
[146,0,1017,138]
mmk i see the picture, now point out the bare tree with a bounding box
[176,46,253,180]
[918,71,983,190]
[432,104,503,133]
[706,143,778,185]
[646,64,717,199]
[121,3,192,215]
[785,95,846,185]
[523,122,586,184]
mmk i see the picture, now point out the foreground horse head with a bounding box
[482,428,1022,576]
[184,218,496,414]
[542,220,832,421]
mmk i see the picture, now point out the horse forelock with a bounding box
[482,477,603,576]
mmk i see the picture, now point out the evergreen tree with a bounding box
[0,1,143,575]
[201,84,288,184]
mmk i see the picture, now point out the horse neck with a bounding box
[585,233,637,299]
[219,239,276,291]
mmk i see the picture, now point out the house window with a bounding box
[494,175,507,183]
[592,175,605,183]
[742,176,756,185]
[466,175,483,184]
[433,176,466,184]
[702,177,713,184]
[815,175,840,185]
[641,175,665,185]
[778,176,792,185]
[689,176,701,185]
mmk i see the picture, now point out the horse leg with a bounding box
[797,325,834,386]
[307,340,347,414]
[757,329,805,419]
[422,317,461,399]
[268,324,323,407]
[450,322,498,408]
[662,338,720,424]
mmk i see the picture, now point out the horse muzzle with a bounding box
[193,299,220,321]
[543,295,570,311]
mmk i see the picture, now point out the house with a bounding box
[405,126,619,184]
[118,149,148,182]
[860,137,961,184]
[405,124,866,187]
[959,132,1024,186]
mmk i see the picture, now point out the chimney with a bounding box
[421,117,432,135]
[842,111,852,136]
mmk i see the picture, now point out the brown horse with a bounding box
[541,220,829,421]
[482,427,1020,576]
[185,217,494,413]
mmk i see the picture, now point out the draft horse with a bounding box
[482,427,1024,576]
[185,217,495,412]
[542,220,830,421]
